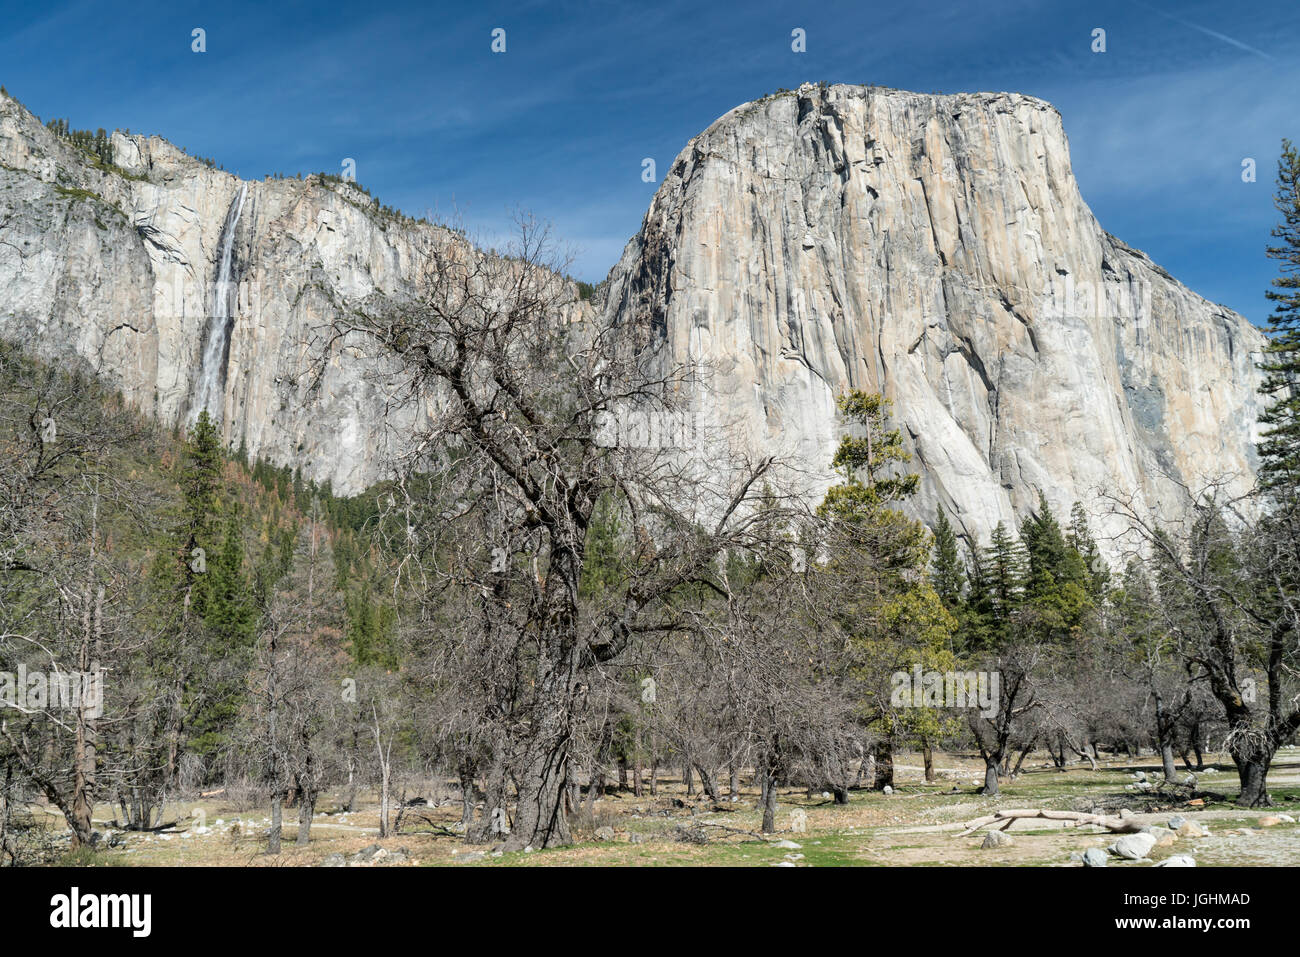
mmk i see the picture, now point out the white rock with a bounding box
[1109,832,1158,860]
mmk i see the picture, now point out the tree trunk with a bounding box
[871,739,894,790]
[758,756,779,833]
[502,661,576,851]
[269,789,282,854]
[344,725,360,812]
[378,762,390,838]
[266,624,281,854]
[1160,744,1178,783]
[1233,753,1272,807]
[694,764,720,803]
[1012,745,1032,776]
[565,758,581,814]
[296,786,314,845]
[982,759,1000,797]
[459,764,477,828]
[503,733,572,851]
[69,585,102,848]
[585,770,603,814]
[921,738,935,783]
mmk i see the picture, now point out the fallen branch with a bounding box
[957,808,1146,838]
[675,821,762,844]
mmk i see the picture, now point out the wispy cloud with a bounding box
[1135,0,1274,60]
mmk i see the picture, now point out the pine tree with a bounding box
[175,409,223,612]
[187,504,257,761]
[1020,493,1088,601]
[1258,139,1300,496]
[823,392,919,506]
[816,391,950,792]
[205,505,255,645]
[1067,501,1109,598]
[930,506,966,608]
[977,521,1027,640]
[579,491,624,600]
[818,391,928,571]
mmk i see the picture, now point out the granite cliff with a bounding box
[602,83,1265,545]
[0,84,1265,546]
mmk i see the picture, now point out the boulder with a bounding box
[351,843,386,864]
[1082,848,1109,867]
[981,829,1013,849]
[1109,832,1158,860]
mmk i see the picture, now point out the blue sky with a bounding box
[1,0,1296,323]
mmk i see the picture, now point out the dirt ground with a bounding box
[27,745,1300,866]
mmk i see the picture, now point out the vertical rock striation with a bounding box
[601,83,1265,546]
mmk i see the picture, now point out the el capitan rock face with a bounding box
[0,84,1265,547]
[601,83,1265,546]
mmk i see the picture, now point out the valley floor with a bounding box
[28,748,1300,867]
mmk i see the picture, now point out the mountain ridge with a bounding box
[0,83,1267,550]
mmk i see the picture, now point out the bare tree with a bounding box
[1108,485,1300,805]
[319,216,807,849]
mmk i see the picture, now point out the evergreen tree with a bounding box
[1258,139,1300,495]
[187,503,257,761]
[176,409,223,611]
[816,391,951,791]
[930,506,966,608]
[966,521,1027,647]
[985,521,1027,613]
[1067,501,1109,598]
[818,391,928,571]
[1018,494,1095,636]
[823,392,919,506]
[204,505,256,645]
[1020,493,1067,596]
[579,491,625,600]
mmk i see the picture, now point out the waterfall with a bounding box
[190,183,248,426]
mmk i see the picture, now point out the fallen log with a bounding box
[957,808,1146,838]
